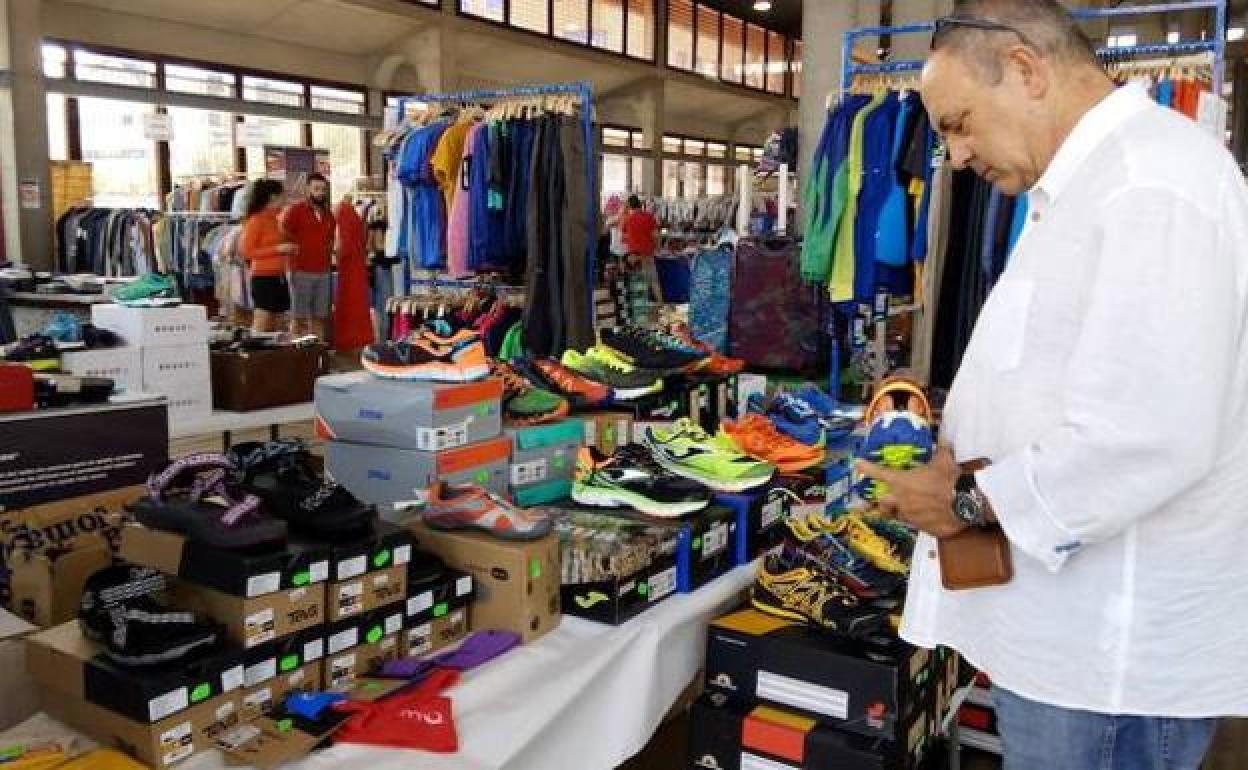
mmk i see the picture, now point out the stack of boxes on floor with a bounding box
[74,304,213,428]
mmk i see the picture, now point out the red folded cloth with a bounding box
[334,668,461,752]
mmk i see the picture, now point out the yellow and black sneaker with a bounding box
[750,554,888,639]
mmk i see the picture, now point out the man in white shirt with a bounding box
[858,1,1248,767]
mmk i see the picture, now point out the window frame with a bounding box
[458,0,656,63]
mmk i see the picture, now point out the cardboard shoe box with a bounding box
[239,629,326,721]
[705,608,934,742]
[403,561,473,656]
[555,506,681,625]
[169,580,326,650]
[60,346,143,393]
[294,520,413,623]
[327,436,512,506]
[688,693,748,770]
[506,418,584,507]
[322,606,406,690]
[315,372,503,450]
[120,524,330,600]
[411,521,560,643]
[0,402,168,508]
[714,484,789,566]
[594,503,738,594]
[404,605,470,658]
[582,411,634,455]
[91,304,209,348]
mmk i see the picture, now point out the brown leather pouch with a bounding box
[938,525,1013,590]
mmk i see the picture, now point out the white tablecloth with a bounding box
[36,565,756,770]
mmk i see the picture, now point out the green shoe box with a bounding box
[506,418,584,505]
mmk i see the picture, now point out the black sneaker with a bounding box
[3,334,58,362]
[751,553,889,641]
[229,439,376,539]
[80,565,221,667]
[600,327,707,372]
[572,444,710,517]
[360,338,488,382]
[34,373,115,408]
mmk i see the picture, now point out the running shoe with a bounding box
[520,358,612,408]
[3,334,59,365]
[765,392,827,447]
[643,418,774,493]
[860,513,917,561]
[423,481,552,540]
[718,414,825,473]
[750,554,887,639]
[492,360,570,425]
[600,327,707,372]
[782,516,904,603]
[572,444,710,517]
[825,513,910,575]
[43,312,83,344]
[361,338,489,382]
[562,349,663,400]
[112,273,180,307]
[856,378,933,502]
[667,323,745,374]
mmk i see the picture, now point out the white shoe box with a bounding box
[140,343,213,428]
[60,346,143,393]
[91,304,209,347]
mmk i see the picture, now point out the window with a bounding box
[311,85,366,115]
[165,64,234,98]
[47,94,68,161]
[667,0,694,70]
[461,0,505,22]
[511,0,549,33]
[766,31,787,94]
[240,116,304,178]
[682,161,703,199]
[695,5,720,79]
[792,40,803,98]
[43,44,67,79]
[721,14,744,83]
[745,23,766,88]
[631,157,650,193]
[753,147,764,164]
[168,108,235,181]
[78,98,159,208]
[592,0,624,52]
[662,135,683,155]
[662,159,682,198]
[243,76,304,108]
[626,0,655,60]
[707,164,727,196]
[603,127,632,147]
[554,0,590,44]
[734,145,758,163]
[707,141,727,159]
[684,138,705,157]
[631,129,650,150]
[312,123,364,198]
[602,153,631,201]
[75,51,157,88]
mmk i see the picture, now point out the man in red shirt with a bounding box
[618,195,663,311]
[281,173,336,339]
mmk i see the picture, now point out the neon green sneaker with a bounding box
[561,349,663,401]
[642,417,775,493]
[112,273,180,307]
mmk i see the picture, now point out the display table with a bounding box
[8,291,112,339]
[169,402,316,448]
[24,565,755,770]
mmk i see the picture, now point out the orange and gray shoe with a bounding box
[718,413,825,473]
[361,337,489,382]
[520,358,613,408]
[669,323,746,375]
[423,482,552,540]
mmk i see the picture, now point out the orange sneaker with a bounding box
[669,323,745,375]
[718,413,825,472]
[524,358,612,408]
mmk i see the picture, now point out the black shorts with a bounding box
[251,275,290,314]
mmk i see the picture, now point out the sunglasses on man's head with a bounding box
[932,15,1038,50]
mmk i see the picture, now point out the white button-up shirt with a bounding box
[902,84,1248,716]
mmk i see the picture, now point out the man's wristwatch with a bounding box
[952,473,990,528]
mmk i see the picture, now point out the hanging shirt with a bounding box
[431,120,473,216]
[830,91,886,302]
[903,83,1248,717]
[397,120,451,269]
[281,200,336,273]
[447,122,484,277]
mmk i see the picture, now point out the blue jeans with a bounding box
[993,686,1217,770]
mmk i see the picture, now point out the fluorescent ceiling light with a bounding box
[1228,26,1245,41]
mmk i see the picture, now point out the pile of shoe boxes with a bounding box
[506,418,584,506]
[82,304,213,427]
[690,607,960,770]
[316,372,511,508]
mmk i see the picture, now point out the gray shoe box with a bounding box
[315,372,503,451]
[326,436,512,505]
[505,419,585,490]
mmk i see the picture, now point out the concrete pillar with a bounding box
[892,0,953,61]
[6,0,50,269]
[649,0,668,196]
[797,0,858,225]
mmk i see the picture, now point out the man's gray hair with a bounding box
[932,0,1101,84]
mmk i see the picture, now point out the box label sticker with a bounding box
[649,566,677,602]
[217,723,262,752]
[221,664,245,693]
[304,638,325,662]
[149,687,189,722]
[159,721,194,766]
[408,623,432,656]
[703,523,729,558]
[328,627,358,655]
[741,752,796,770]
[246,571,281,598]
[760,498,785,530]
[244,608,276,647]
[407,590,434,617]
[309,560,330,584]
[245,658,277,687]
[756,670,849,721]
[510,458,548,486]
[337,555,367,581]
[415,421,470,451]
[394,545,412,566]
[243,688,272,711]
[336,580,365,617]
[385,613,403,635]
[330,654,356,688]
[455,575,473,597]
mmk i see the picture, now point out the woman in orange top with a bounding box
[240,179,298,333]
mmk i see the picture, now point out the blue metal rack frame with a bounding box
[393,80,598,324]
[829,0,1226,399]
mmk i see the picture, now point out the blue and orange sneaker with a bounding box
[853,378,934,503]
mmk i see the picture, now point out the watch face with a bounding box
[954,494,979,524]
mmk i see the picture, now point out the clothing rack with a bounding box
[828,0,1227,401]
[406,277,526,294]
[393,81,598,324]
[165,211,234,220]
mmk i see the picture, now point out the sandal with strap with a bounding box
[130,453,288,550]
[229,439,376,539]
